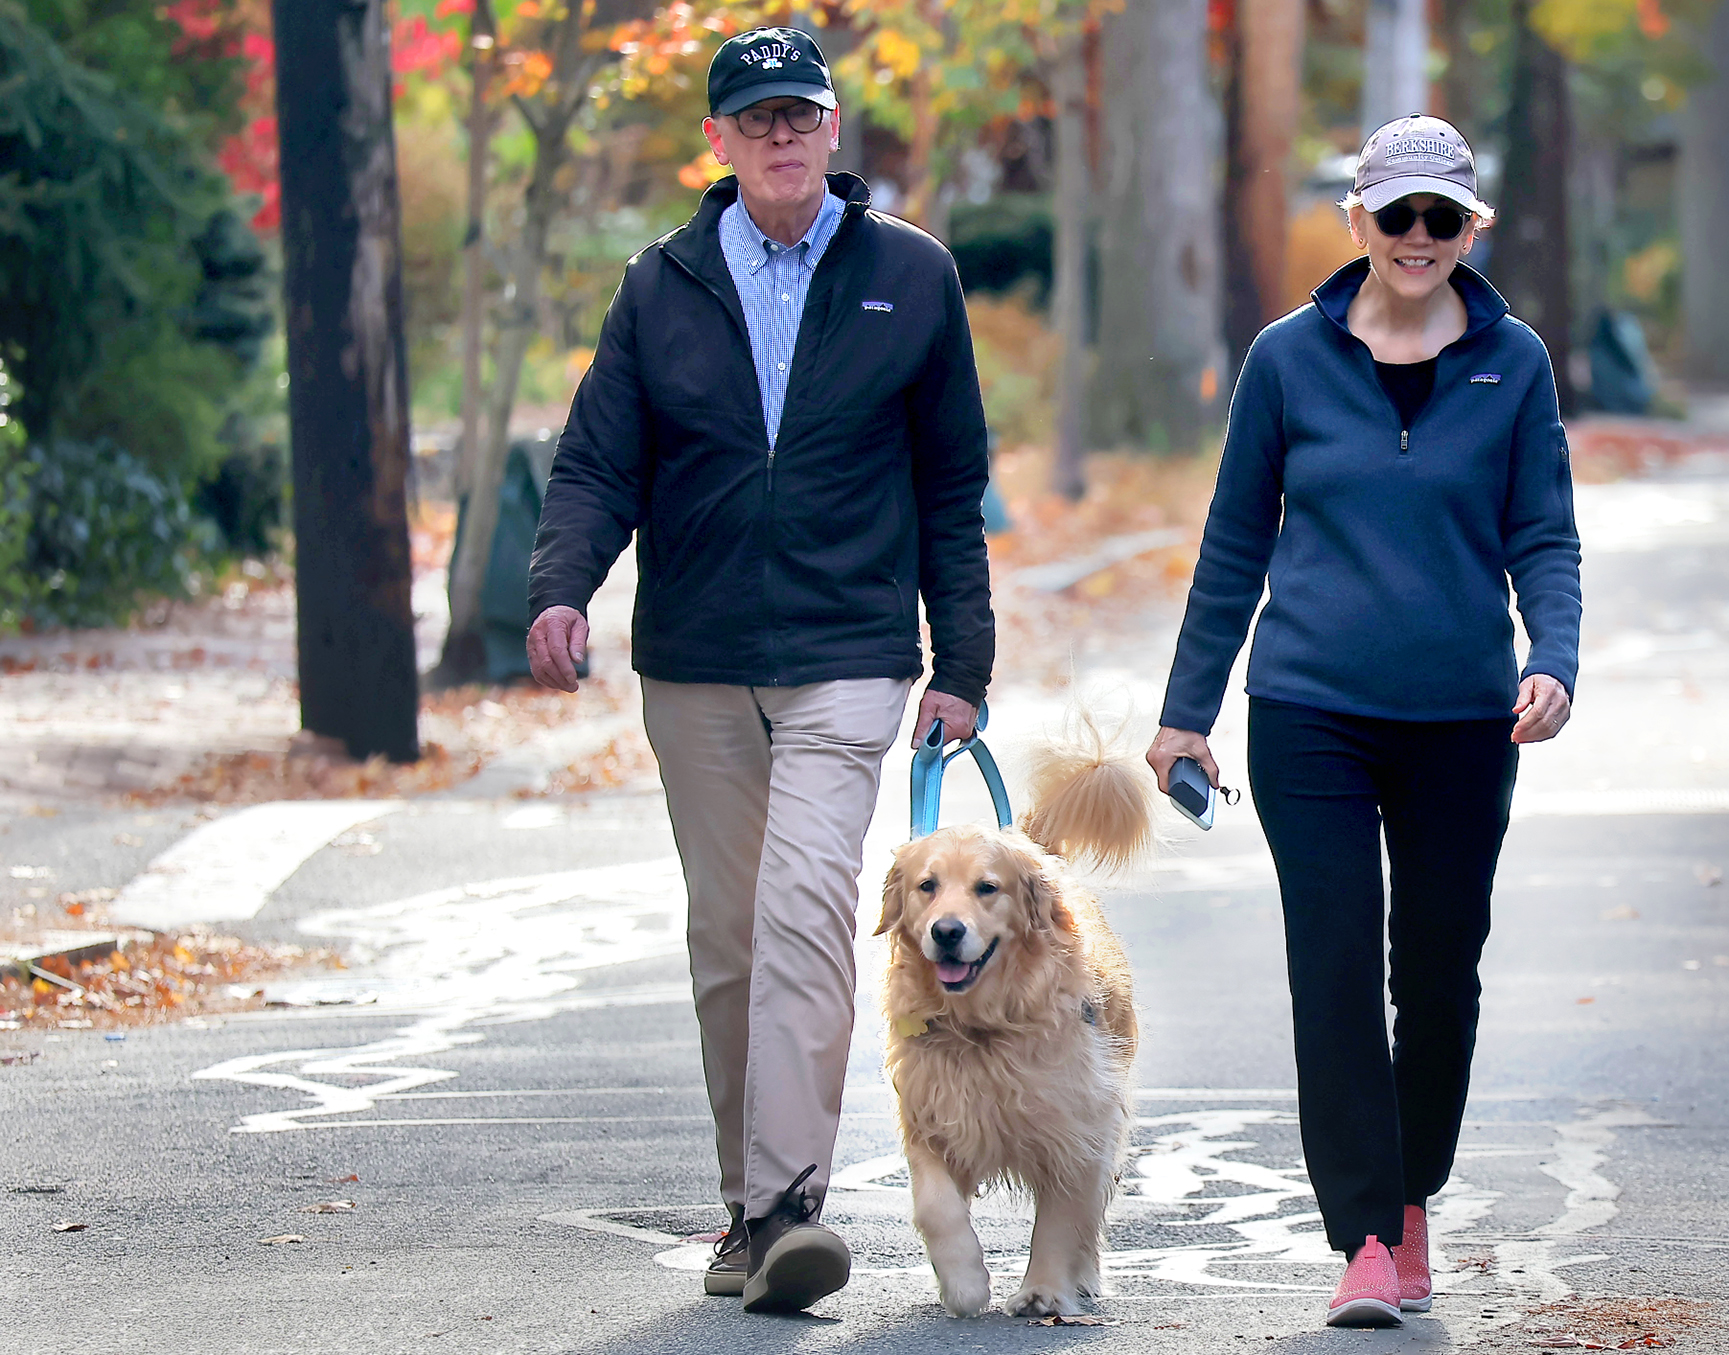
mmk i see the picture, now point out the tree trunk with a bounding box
[1050,32,1089,500]
[437,121,567,684]
[901,61,939,229]
[456,2,497,530]
[272,0,419,762]
[1681,0,1729,386]
[1224,0,1305,370]
[1495,0,1575,414]
[435,3,646,684]
[1361,0,1428,137]
[1093,0,1222,454]
[1435,0,1483,142]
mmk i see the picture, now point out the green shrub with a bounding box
[0,428,39,632]
[21,438,216,628]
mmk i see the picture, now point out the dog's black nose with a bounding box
[929,917,967,950]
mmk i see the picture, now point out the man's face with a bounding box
[702,96,838,212]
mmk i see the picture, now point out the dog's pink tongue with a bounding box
[935,960,972,984]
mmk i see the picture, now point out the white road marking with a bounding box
[501,804,563,830]
[112,800,402,930]
[194,982,688,1132]
[191,861,688,1131]
[1511,787,1729,818]
[544,1097,1636,1320]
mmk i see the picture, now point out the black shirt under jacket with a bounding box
[528,172,995,706]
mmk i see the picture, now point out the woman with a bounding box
[1147,114,1581,1328]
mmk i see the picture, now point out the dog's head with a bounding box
[875,824,1074,998]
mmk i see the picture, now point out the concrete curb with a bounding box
[0,929,154,982]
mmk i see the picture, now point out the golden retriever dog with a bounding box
[875,728,1153,1317]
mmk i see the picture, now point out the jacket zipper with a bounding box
[1400,429,1409,454]
[660,201,865,685]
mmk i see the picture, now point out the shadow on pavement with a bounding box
[568,1299,1128,1354]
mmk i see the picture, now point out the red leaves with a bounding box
[394,16,464,78]
[217,116,280,232]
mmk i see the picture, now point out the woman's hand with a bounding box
[1146,726,1221,794]
[1511,674,1570,744]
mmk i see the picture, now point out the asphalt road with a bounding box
[3,464,1727,1354]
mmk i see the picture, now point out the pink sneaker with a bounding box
[1326,1235,1402,1327]
[1393,1203,1432,1312]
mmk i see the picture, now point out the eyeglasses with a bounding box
[732,100,826,139]
[1372,201,1468,241]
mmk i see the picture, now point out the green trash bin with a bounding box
[450,431,569,683]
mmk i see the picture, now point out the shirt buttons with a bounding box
[781,294,790,302]
[777,362,786,371]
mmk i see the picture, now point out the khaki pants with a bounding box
[641,676,911,1219]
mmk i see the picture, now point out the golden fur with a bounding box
[876,735,1152,1317]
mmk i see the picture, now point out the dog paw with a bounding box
[1004,1282,1081,1317]
[937,1266,993,1318]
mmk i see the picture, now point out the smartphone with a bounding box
[1166,756,1216,830]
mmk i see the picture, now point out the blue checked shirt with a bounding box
[719,190,845,449]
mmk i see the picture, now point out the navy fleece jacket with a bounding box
[1161,258,1582,733]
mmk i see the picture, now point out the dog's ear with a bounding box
[1009,840,1076,935]
[876,846,910,936]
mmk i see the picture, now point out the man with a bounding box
[525,26,994,1314]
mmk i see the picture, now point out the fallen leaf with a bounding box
[1027,1315,1120,1327]
[258,1234,306,1245]
[325,1173,360,1184]
[301,1199,358,1213]
[1618,1337,1672,1350]
[51,1221,86,1232]
[1577,996,1596,1004]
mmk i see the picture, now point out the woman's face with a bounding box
[1349,193,1478,304]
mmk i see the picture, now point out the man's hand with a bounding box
[1512,674,1570,744]
[1146,726,1220,794]
[911,688,977,748]
[527,605,588,693]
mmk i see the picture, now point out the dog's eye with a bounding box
[918,879,937,894]
[974,881,999,896]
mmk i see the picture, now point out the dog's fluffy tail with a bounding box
[1019,711,1157,871]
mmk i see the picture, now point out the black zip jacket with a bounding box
[528,173,994,706]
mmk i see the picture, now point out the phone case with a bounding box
[1167,756,1216,830]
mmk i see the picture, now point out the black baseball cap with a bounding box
[707,27,836,118]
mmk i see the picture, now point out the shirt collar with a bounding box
[732,191,843,274]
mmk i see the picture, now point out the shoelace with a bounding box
[714,1213,748,1259]
[740,1162,822,1247]
[776,1163,821,1223]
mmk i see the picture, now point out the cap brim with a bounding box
[1362,175,1487,215]
[714,83,837,117]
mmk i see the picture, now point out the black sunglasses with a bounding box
[1372,201,1468,241]
[731,100,825,139]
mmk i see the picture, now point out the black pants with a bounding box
[1247,697,1518,1253]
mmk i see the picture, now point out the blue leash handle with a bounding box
[909,699,1013,839]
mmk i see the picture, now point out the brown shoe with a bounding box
[703,1206,747,1296]
[740,1165,851,1314]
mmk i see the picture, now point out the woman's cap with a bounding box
[1354,114,1485,214]
[707,27,837,117]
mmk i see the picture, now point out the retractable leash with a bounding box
[909,699,1014,839]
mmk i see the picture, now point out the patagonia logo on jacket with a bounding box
[1469,372,1501,384]
[862,300,894,313]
